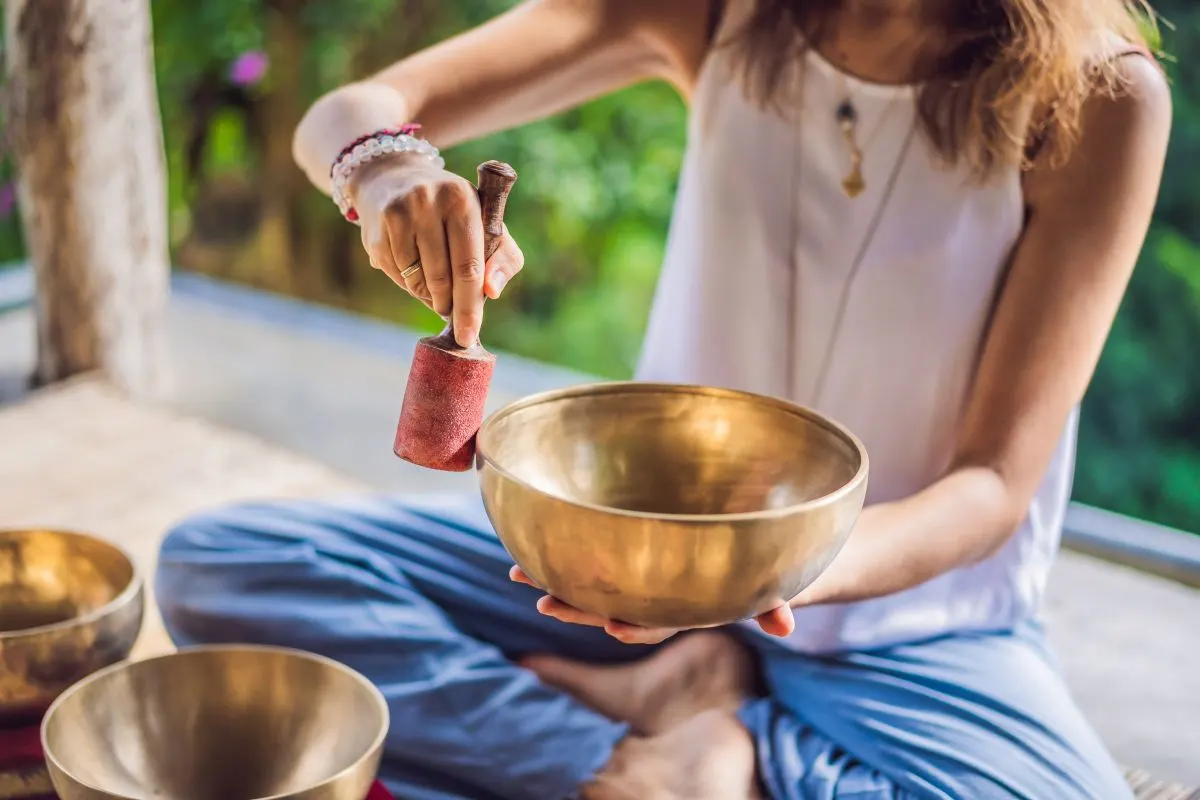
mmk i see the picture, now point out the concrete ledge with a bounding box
[1063,504,1200,588]
[0,262,33,315]
[0,261,595,396]
[170,271,597,397]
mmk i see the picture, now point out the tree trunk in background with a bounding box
[4,0,170,398]
[256,0,308,294]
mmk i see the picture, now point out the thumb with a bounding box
[485,261,514,299]
[756,604,795,638]
[485,228,523,299]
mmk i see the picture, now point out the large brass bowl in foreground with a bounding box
[476,382,869,629]
[41,645,389,800]
[0,529,144,724]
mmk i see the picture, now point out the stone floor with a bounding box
[0,378,368,660]
[2,272,1197,784]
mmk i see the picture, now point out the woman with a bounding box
[155,1,1171,798]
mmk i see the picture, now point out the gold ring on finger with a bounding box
[400,258,423,280]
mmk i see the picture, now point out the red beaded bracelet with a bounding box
[329,124,422,179]
[330,124,444,223]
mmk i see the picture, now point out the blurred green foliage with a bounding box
[0,0,1196,532]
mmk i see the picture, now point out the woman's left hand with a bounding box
[509,566,796,645]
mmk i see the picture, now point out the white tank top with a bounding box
[635,13,1077,653]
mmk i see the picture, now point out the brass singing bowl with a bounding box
[41,645,389,800]
[0,529,144,724]
[476,382,869,629]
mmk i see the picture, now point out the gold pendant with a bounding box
[839,124,866,199]
[842,167,866,198]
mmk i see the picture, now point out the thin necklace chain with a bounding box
[809,116,920,408]
[785,53,919,404]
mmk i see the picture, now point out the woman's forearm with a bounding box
[793,467,1020,607]
[293,0,706,194]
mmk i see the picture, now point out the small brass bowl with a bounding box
[0,529,144,724]
[41,645,389,800]
[476,382,869,629]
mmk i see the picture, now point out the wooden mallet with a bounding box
[393,160,518,471]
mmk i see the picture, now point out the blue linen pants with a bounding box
[155,493,1132,800]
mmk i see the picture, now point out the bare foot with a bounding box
[522,631,755,735]
[582,709,762,800]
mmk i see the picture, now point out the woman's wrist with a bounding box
[788,504,884,609]
[293,82,417,191]
[789,570,842,609]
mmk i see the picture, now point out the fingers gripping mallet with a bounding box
[393,161,518,471]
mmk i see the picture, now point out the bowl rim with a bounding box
[40,643,391,800]
[476,381,870,523]
[0,528,144,642]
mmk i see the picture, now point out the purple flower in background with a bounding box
[229,51,268,87]
[0,183,15,219]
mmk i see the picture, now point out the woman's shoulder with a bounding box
[1086,34,1172,141]
[1087,30,1170,104]
[1023,33,1170,214]
[1024,30,1170,173]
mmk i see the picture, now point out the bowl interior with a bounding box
[0,530,135,635]
[43,647,387,800]
[479,384,863,516]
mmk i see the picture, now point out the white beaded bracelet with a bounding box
[330,129,445,223]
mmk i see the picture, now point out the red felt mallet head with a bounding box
[393,161,518,471]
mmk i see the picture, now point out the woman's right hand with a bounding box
[349,153,525,348]
[293,0,713,350]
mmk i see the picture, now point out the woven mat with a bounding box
[1127,769,1200,800]
[0,376,367,658]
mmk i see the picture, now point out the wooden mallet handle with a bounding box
[477,160,518,262]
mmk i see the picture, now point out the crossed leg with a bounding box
[156,492,1130,800]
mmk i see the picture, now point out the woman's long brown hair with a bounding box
[723,0,1157,176]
